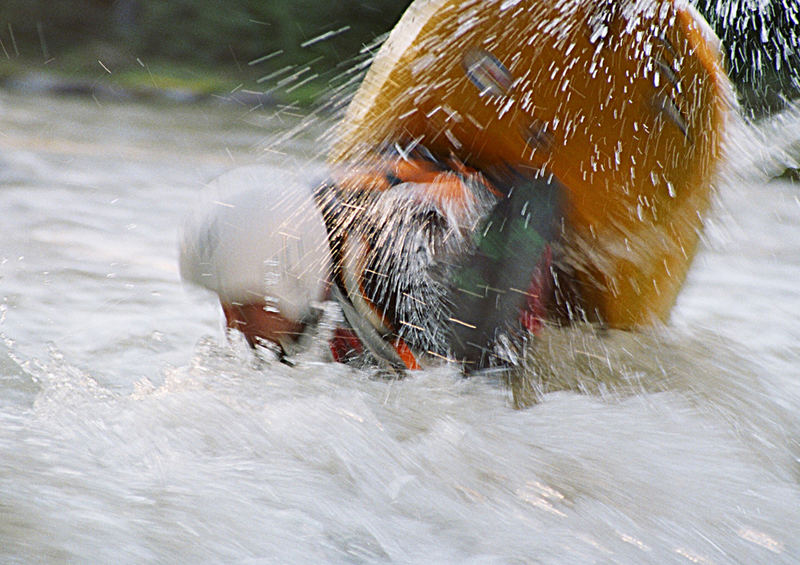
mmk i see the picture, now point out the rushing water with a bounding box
[1,90,799,563]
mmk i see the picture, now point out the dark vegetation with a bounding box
[0,0,797,113]
[694,0,800,115]
[0,0,412,105]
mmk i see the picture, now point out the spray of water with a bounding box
[694,0,800,114]
[181,0,800,374]
[2,1,800,562]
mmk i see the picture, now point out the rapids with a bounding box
[1,89,798,563]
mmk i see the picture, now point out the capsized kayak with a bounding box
[329,0,733,332]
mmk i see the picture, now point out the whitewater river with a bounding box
[1,90,798,563]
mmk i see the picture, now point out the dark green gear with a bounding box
[448,168,563,368]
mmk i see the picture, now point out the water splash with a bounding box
[694,0,800,114]
[2,1,800,562]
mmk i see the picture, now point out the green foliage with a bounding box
[0,0,410,66]
[0,0,411,103]
[0,0,410,100]
[0,0,113,58]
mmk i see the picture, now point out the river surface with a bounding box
[1,90,799,563]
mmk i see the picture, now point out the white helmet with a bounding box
[179,166,331,349]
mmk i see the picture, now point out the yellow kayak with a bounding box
[330,0,732,330]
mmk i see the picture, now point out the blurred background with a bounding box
[0,0,410,107]
[0,0,798,114]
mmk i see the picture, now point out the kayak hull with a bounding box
[330,0,732,328]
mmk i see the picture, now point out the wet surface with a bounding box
[1,91,799,563]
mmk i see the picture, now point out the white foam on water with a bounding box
[1,326,798,563]
[0,81,799,563]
